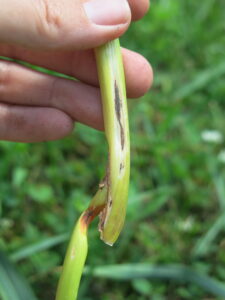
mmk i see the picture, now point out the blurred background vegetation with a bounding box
[1,0,225,299]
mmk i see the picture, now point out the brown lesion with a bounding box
[119,163,124,172]
[114,81,125,150]
[99,182,105,190]
[81,204,105,229]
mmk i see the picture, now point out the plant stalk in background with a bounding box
[55,39,130,300]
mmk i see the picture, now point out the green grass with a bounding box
[1,0,225,299]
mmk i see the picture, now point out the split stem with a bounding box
[55,38,130,300]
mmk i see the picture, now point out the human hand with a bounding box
[0,0,153,142]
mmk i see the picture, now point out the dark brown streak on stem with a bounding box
[81,204,106,229]
[114,81,125,150]
[119,163,124,171]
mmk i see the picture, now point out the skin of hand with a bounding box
[0,0,153,142]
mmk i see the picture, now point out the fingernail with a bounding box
[84,0,130,26]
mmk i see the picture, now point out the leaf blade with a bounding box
[0,251,37,300]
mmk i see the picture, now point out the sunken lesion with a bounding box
[119,163,125,172]
[81,204,105,229]
[114,81,125,150]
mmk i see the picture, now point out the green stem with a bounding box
[55,215,88,300]
[55,188,107,300]
[55,38,130,300]
[95,39,130,246]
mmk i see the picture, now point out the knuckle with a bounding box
[0,104,30,141]
[0,104,25,129]
[48,77,59,105]
[36,0,64,46]
[0,104,12,139]
[0,61,13,99]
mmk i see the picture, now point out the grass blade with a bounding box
[213,175,225,211]
[0,251,37,300]
[10,233,69,262]
[192,212,225,257]
[174,62,225,99]
[86,263,225,298]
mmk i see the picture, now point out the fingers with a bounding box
[0,0,131,50]
[0,45,153,98]
[0,60,104,130]
[0,0,150,143]
[0,0,150,50]
[0,104,74,142]
[128,0,150,21]
[123,49,153,97]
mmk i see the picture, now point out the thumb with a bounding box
[0,0,131,50]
